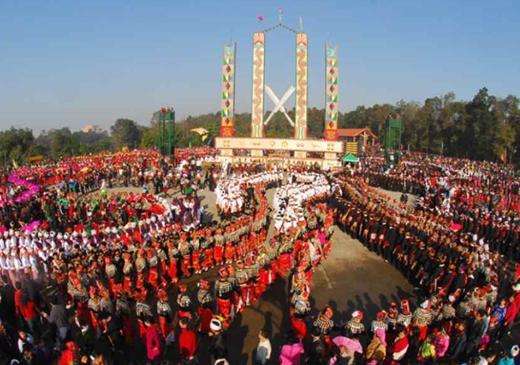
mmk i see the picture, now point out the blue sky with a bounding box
[1,0,519,132]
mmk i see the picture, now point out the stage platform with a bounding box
[215,136,343,168]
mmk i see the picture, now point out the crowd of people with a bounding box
[0,149,338,364]
[288,154,519,365]
[215,172,281,218]
[0,147,519,364]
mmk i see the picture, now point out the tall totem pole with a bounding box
[324,43,339,141]
[220,43,236,137]
[251,32,266,140]
[294,32,308,141]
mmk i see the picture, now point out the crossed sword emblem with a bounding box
[264,85,295,127]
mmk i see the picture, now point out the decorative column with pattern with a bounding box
[324,43,339,141]
[294,32,308,140]
[220,43,236,137]
[251,32,265,139]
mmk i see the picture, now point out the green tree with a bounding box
[465,88,498,160]
[0,127,35,167]
[110,119,141,150]
[140,125,159,148]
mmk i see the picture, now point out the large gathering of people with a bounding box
[0,147,519,365]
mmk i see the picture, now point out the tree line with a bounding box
[1,88,519,167]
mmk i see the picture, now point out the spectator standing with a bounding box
[254,329,271,365]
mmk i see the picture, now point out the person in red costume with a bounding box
[289,307,307,341]
[115,287,134,345]
[196,279,214,334]
[215,266,234,319]
[389,325,409,363]
[178,317,197,362]
[58,340,78,365]
[144,317,163,365]
[214,242,224,266]
[202,245,214,272]
[156,288,172,338]
[503,294,518,334]
[177,283,192,320]
[191,249,201,275]
[166,240,178,284]
[134,286,152,341]
[224,242,235,264]
[181,254,191,278]
[146,247,159,288]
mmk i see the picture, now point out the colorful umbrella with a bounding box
[332,336,363,354]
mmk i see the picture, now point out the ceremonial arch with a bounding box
[215,22,344,168]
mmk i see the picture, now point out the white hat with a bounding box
[209,318,222,332]
[420,300,430,309]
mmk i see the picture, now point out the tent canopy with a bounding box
[343,153,359,163]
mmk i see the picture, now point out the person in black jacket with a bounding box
[72,317,96,359]
[305,328,328,365]
[0,275,16,325]
[0,320,17,363]
[447,321,468,363]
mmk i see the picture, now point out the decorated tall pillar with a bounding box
[294,32,308,140]
[251,32,265,139]
[220,43,236,137]
[324,43,339,141]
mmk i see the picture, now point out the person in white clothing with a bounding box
[254,329,271,365]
